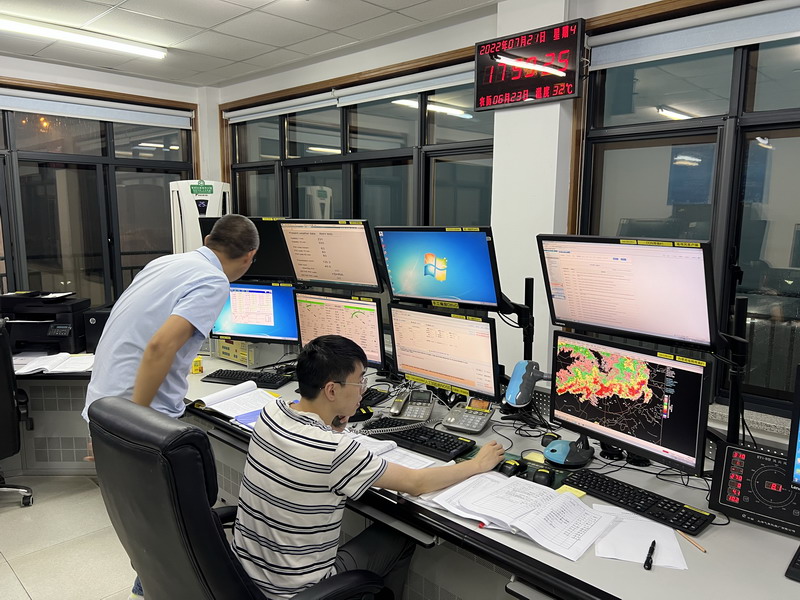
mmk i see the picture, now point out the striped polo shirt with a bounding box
[233,398,387,599]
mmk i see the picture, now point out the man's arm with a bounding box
[374,441,505,497]
[131,315,196,408]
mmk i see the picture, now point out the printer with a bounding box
[1,292,91,354]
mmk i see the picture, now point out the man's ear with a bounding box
[321,380,337,401]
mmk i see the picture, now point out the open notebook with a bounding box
[194,380,280,418]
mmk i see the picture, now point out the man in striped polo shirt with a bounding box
[233,334,505,599]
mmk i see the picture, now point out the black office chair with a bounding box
[0,321,33,507]
[88,397,386,600]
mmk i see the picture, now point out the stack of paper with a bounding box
[14,352,94,375]
[195,381,278,418]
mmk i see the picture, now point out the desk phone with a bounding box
[442,397,495,434]
[390,389,434,421]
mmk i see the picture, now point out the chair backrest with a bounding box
[88,397,265,600]
[0,321,21,461]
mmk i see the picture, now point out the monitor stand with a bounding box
[625,452,652,467]
[599,442,625,461]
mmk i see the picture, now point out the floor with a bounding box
[0,475,136,600]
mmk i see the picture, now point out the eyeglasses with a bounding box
[336,374,368,393]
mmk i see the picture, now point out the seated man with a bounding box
[233,334,505,599]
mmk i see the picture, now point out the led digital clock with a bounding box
[474,19,584,111]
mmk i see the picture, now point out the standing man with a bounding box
[82,213,258,600]
[233,334,505,600]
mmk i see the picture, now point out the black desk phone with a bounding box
[443,397,495,434]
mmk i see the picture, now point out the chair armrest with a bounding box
[212,505,237,525]
[293,570,385,600]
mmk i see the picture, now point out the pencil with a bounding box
[676,529,707,553]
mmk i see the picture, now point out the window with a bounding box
[427,84,493,144]
[348,96,418,152]
[287,107,340,158]
[114,124,188,162]
[292,167,343,219]
[430,153,493,226]
[234,116,281,162]
[14,113,103,155]
[236,168,279,216]
[748,39,800,112]
[357,160,413,226]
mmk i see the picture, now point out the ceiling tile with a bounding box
[85,8,204,46]
[363,0,426,9]
[246,47,306,68]
[287,32,357,56]
[222,0,278,8]
[260,0,388,31]
[160,48,233,72]
[338,12,420,40]
[178,61,265,85]
[214,10,324,46]
[0,0,112,28]
[119,0,250,29]
[174,31,274,61]
[400,0,493,21]
[34,41,134,68]
[0,32,52,55]
[113,57,200,80]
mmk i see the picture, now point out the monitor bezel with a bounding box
[375,225,503,311]
[788,364,800,492]
[550,330,712,476]
[388,303,501,401]
[295,289,385,368]
[537,234,718,349]
[279,219,382,292]
[199,216,296,283]
[210,282,300,345]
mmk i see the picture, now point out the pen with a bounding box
[676,529,707,553]
[643,539,656,570]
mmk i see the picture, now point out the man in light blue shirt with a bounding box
[82,214,258,423]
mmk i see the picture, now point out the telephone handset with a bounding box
[442,397,495,434]
[390,389,434,421]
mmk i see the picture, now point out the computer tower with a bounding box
[84,307,112,353]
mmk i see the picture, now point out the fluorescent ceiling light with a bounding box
[656,105,694,120]
[307,146,341,154]
[495,54,566,77]
[674,154,702,164]
[139,142,164,148]
[391,99,473,119]
[169,145,180,151]
[755,136,773,149]
[0,16,166,59]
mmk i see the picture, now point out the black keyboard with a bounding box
[360,388,390,407]
[201,368,291,390]
[360,416,475,462]
[787,544,800,582]
[563,470,715,535]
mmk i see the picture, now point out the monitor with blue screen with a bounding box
[376,227,502,310]
[788,365,800,493]
[210,283,299,344]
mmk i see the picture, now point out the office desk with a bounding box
[185,359,800,600]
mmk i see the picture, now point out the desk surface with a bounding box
[187,357,800,600]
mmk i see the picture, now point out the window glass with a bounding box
[18,162,105,304]
[357,160,413,225]
[113,124,188,162]
[430,153,492,226]
[236,168,279,216]
[737,129,800,398]
[293,167,343,218]
[0,117,6,149]
[234,116,281,163]
[748,38,800,112]
[348,95,418,152]
[115,169,185,290]
[14,113,103,155]
[599,50,733,127]
[589,136,717,240]
[287,107,340,158]
[428,84,493,144]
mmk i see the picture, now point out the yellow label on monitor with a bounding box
[338,220,348,224]
[432,300,459,309]
[463,227,479,231]
[445,227,462,232]
[620,239,637,244]
[217,335,232,340]
[261,217,282,221]
[677,356,706,367]
[637,240,674,246]
[657,352,674,360]
[405,374,451,392]
[675,241,701,248]
[451,313,466,319]
[452,386,469,396]
[466,316,482,322]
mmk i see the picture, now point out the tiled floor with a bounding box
[0,475,136,600]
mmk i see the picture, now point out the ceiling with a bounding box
[0,0,500,88]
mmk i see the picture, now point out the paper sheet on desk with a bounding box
[593,505,687,569]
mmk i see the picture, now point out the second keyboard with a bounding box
[360,416,475,462]
[563,469,715,535]
[201,368,292,390]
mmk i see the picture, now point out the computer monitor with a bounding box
[537,234,717,348]
[210,283,299,344]
[388,304,500,400]
[199,217,295,282]
[295,291,385,367]
[787,365,800,493]
[550,331,712,475]
[376,226,502,310]
[279,220,381,291]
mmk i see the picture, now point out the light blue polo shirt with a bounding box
[82,246,230,421]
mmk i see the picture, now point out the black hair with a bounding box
[296,335,367,399]
[205,214,259,259]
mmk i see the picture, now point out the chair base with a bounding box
[0,478,34,507]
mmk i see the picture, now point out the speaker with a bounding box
[84,307,112,353]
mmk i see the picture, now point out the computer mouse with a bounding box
[541,432,561,447]
[499,459,522,477]
[532,468,554,487]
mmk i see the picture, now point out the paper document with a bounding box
[12,351,47,370]
[433,472,509,527]
[15,352,94,375]
[195,381,278,418]
[593,505,687,569]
